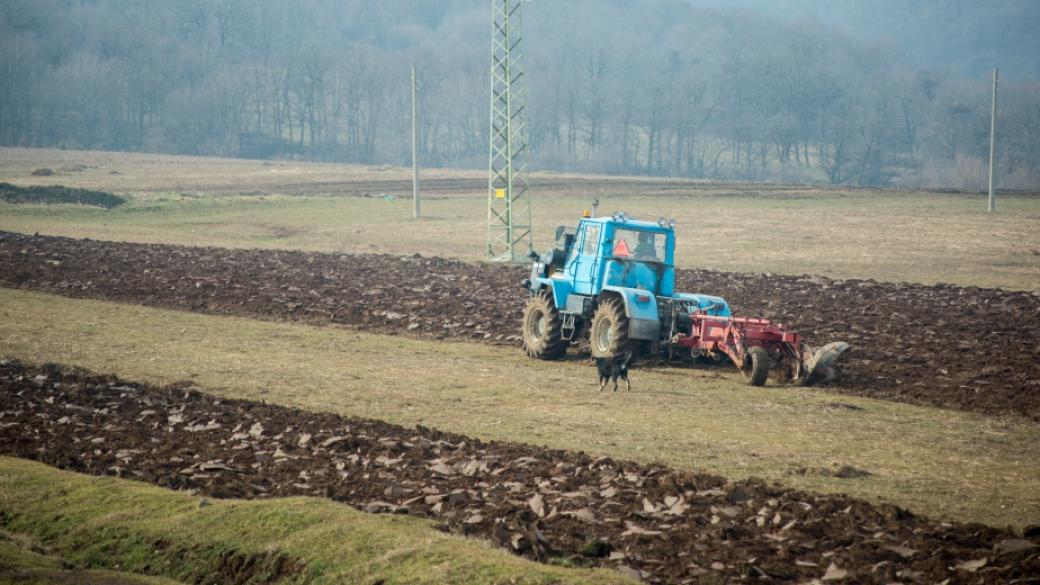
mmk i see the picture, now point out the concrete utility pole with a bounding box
[988,68,998,213]
[412,65,421,219]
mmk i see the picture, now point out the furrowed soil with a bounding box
[1,232,1038,421]
[2,361,1038,584]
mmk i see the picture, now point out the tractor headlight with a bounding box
[668,218,677,228]
[611,211,623,222]
[657,216,668,227]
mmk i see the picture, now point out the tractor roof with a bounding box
[584,216,672,232]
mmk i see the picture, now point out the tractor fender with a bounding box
[531,277,573,310]
[672,292,732,317]
[599,285,661,340]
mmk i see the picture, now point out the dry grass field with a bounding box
[2,147,1039,582]
[2,147,1038,290]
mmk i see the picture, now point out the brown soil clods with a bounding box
[1,362,1037,584]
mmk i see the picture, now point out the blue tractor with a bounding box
[520,212,848,386]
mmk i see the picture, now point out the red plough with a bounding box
[671,313,849,386]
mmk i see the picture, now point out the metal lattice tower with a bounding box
[486,0,532,261]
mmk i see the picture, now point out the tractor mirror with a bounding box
[554,226,576,250]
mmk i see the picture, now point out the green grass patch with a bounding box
[1,287,1037,530]
[0,534,182,585]
[0,457,630,585]
[0,182,126,209]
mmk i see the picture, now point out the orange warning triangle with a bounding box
[613,239,631,257]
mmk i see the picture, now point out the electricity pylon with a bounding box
[486,0,532,261]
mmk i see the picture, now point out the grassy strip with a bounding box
[0,457,631,585]
[0,536,183,585]
[1,288,1037,530]
[0,182,126,209]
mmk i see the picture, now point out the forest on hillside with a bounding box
[697,0,1040,79]
[1,0,1038,189]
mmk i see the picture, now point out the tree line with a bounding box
[1,0,1038,189]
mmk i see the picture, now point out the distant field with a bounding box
[1,147,1038,290]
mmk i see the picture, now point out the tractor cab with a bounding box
[562,216,676,298]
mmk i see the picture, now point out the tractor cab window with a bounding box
[582,224,600,255]
[612,229,665,262]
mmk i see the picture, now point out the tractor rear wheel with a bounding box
[590,297,631,358]
[521,291,567,360]
[742,346,770,386]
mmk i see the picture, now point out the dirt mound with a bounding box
[2,362,1037,584]
[1,232,1038,420]
[0,183,126,208]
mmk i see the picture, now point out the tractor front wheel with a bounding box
[590,297,631,358]
[521,291,567,360]
[742,346,770,386]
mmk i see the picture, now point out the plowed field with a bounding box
[2,231,1037,420]
[3,361,1037,584]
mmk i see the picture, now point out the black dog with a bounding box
[595,353,632,392]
